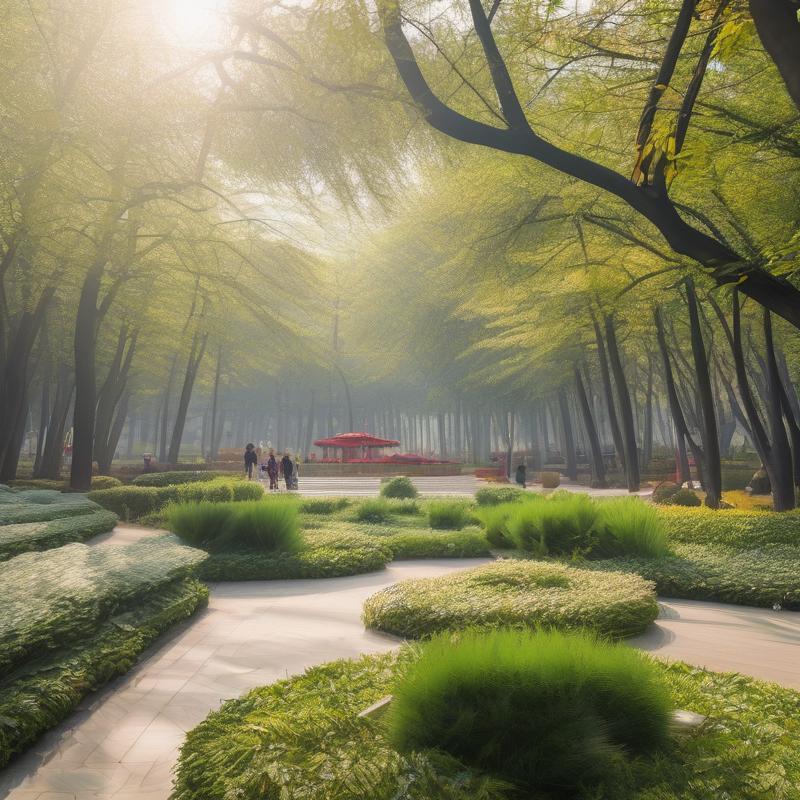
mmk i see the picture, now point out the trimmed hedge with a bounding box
[362,560,658,640]
[132,470,233,487]
[9,476,122,491]
[0,510,118,560]
[89,479,264,520]
[199,529,392,581]
[0,498,100,524]
[0,536,207,673]
[171,650,800,800]
[0,577,207,768]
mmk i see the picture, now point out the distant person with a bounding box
[266,450,279,491]
[244,443,258,480]
[280,451,294,490]
[291,454,300,490]
[515,463,527,489]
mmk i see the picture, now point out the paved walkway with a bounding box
[283,474,653,498]
[2,524,798,800]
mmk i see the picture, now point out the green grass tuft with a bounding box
[427,499,470,530]
[593,497,670,558]
[387,628,672,792]
[507,492,598,555]
[380,476,418,499]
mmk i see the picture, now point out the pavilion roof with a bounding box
[313,432,400,448]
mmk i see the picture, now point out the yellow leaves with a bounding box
[711,11,756,63]
[633,120,679,188]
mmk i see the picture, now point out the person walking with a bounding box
[266,450,279,491]
[280,451,294,491]
[515,462,527,489]
[244,443,258,480]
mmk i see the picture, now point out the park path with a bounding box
[2,521,799,799]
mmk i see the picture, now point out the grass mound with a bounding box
[474,485,526,506]
[594,497,669,558]
[171,649,800,800]
[427,499,470,530]
[167,499,302,553]
[0,510,118,560]
[388,629,672,792]
[362,559,657,639]
[380,476,418,499]
[132,470,232,487]
[198,528,392,581]
[0,536,207,765]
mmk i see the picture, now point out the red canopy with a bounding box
[313,432,400,449]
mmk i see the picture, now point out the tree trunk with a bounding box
[593,319,626,474]
[38,368,73,479]
[557,388,578,482]
[575,367,606,487]
[208,345,223,461]
[167,331,209,465]
[604,314,640,491]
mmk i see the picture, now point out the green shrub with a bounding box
[363,559,658,639]
[167,500,301,553]
[132,470,231,487]
[0,510,118,560]
[507,492,598,555]
[380,476,418,499]
[474,485,525,506]
[230,481,265,501]
[388,628,672,792]
[652,481,681,504]
[354,498,393,523]
[540,470,561,489]
[384,529,490,559]
[667,487,702,507]
[89,476,123,490]
[387,498,421,515]
[427,499,470,530]
[474,501,530,547]
[9,476,122,491]
[0,577,207,768]
[299,497,350,515]
[593,497,670,558]
[0,499,99,525]
[198,529,391,581]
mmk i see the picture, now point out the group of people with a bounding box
[244,443,299,491]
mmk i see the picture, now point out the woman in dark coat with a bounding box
[266,450,279,491]
[280,451,294,490]
[244,443,258,480]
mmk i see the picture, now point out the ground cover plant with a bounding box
[10,476,122,491]
[171,649,800,800]
[380,476,418,499]
[388,629,672,792]
[88,478,264,520]
[167,499,302,553]
[0,510,118,560]
[362,559,657,639]
[132,470,233,487]
[0,536,207,765]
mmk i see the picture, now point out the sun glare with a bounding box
[161,0,226,47]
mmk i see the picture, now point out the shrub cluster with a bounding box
[426,499,470,530]
[88,479,263,520]
[362,559,658,640]
[172,648,800,800]
[10,476,122,491]
[380,476,418,499]
[0,536,207,765]
[167,499,302,553]
[388,629,672,792]
[0,510,118,561]
[132,470,233,487]
[298,496,350,515]
[474,485,525,506]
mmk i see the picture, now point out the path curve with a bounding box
[2,528,798,799]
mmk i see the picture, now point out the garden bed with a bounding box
[0,536,208,765]
[362,560,658,639]
[171,649,800,800]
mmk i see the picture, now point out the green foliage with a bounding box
[383,528,490,559]
[172,649,800,800]
[474,486,525,506]
[0,578,207,768]
[388,628,672,792]
[592,542,800,610]
[354,498,393,523]
[0,498,100,524]
[474,502,525,547]
[660,506,800,548]
[198,528,391,581]
[0,536,207,673]
[132,470,233,487]
[664,488,702,507]
[299,497,351,515]
[380,476,418,499]
[507,493,598,555]
[168,500,302,553]
[652,482,682,504]
[426,500,470,530]
[0,510,118,561]
[593,498,670,558]
[10,476,122,491]
[88,479,263,521]
[362,560,657,639]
